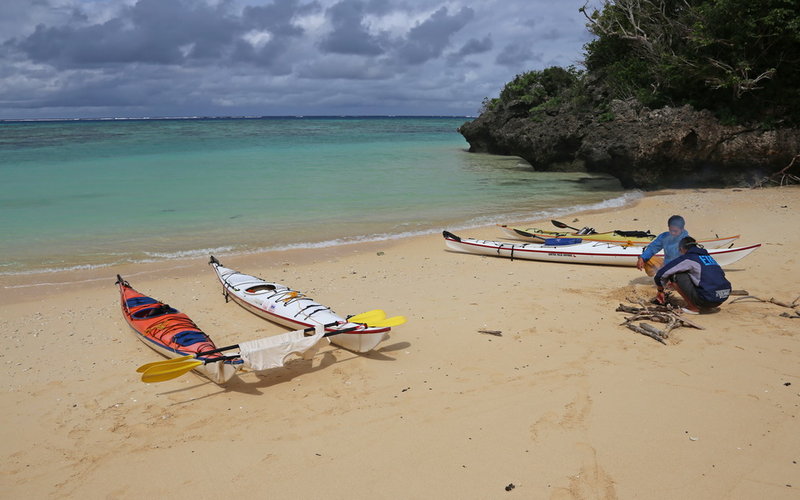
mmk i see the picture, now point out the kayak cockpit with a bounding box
[131,304,177,319]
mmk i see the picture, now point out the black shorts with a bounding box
[670,272,722,308]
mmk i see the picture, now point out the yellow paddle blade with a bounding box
[369,315,406,328]
[141,360,204,383]
[136,355,195,373]
[348,309,386,323]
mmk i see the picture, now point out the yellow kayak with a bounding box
[497,224,740,249]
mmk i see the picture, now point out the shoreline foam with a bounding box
[1,190,642,279]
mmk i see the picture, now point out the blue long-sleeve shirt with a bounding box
[640,229,689,264]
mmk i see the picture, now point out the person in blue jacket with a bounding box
[636,215,689,274]
[654,236,732,314]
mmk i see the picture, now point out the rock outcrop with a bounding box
[459,99,800,189]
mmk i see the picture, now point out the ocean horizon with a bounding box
[1,116,635,277]
[0,115,475,123]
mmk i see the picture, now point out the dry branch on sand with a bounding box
[730,294,800,318]
[752,154,800,187]
[617,299,704,344]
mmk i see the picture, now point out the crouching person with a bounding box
[653,237,732,314]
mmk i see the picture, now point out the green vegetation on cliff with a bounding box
[482,66,587,121]
[491,0,800,125]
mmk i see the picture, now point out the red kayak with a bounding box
[116,275,242,384]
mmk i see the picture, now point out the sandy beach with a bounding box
[1,186,797,499]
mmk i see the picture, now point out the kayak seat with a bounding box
[246,284,276,293]
[544,238,583,246]
[132,305,177,319]
[172,330,210,347]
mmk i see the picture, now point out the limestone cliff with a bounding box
[459,98,800,189]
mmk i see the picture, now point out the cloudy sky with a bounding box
[0,0,599,119]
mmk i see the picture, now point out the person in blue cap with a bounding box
[653,236,732,313]
[636,215,689,275]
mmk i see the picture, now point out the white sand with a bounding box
[1,186,798,499]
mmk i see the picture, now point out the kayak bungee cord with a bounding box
[213,261,336,322]
[294,303,332,319]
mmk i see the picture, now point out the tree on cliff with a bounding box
[461,0,800,188]
[482,66,584,119]
[581,0,800,123]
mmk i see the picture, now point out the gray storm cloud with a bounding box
[0,0,597,118]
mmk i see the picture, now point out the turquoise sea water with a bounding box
[0,117,636,275]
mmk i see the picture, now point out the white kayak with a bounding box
[443,231,760,267]
[209,257,389,353]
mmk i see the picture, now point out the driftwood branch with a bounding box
[673,314,705,330]
[730,294,800,319]
[730,295,800,309]
[640,322,667,338]
[626,322,667,344]
[617,301,704,344]
[752,154,800,187]
[478,329,503,336]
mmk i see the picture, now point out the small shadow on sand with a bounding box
[374,341,410,353]
[160,382,221,399]
[629,276,654,286]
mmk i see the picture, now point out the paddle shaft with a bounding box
[196,323,361,359]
